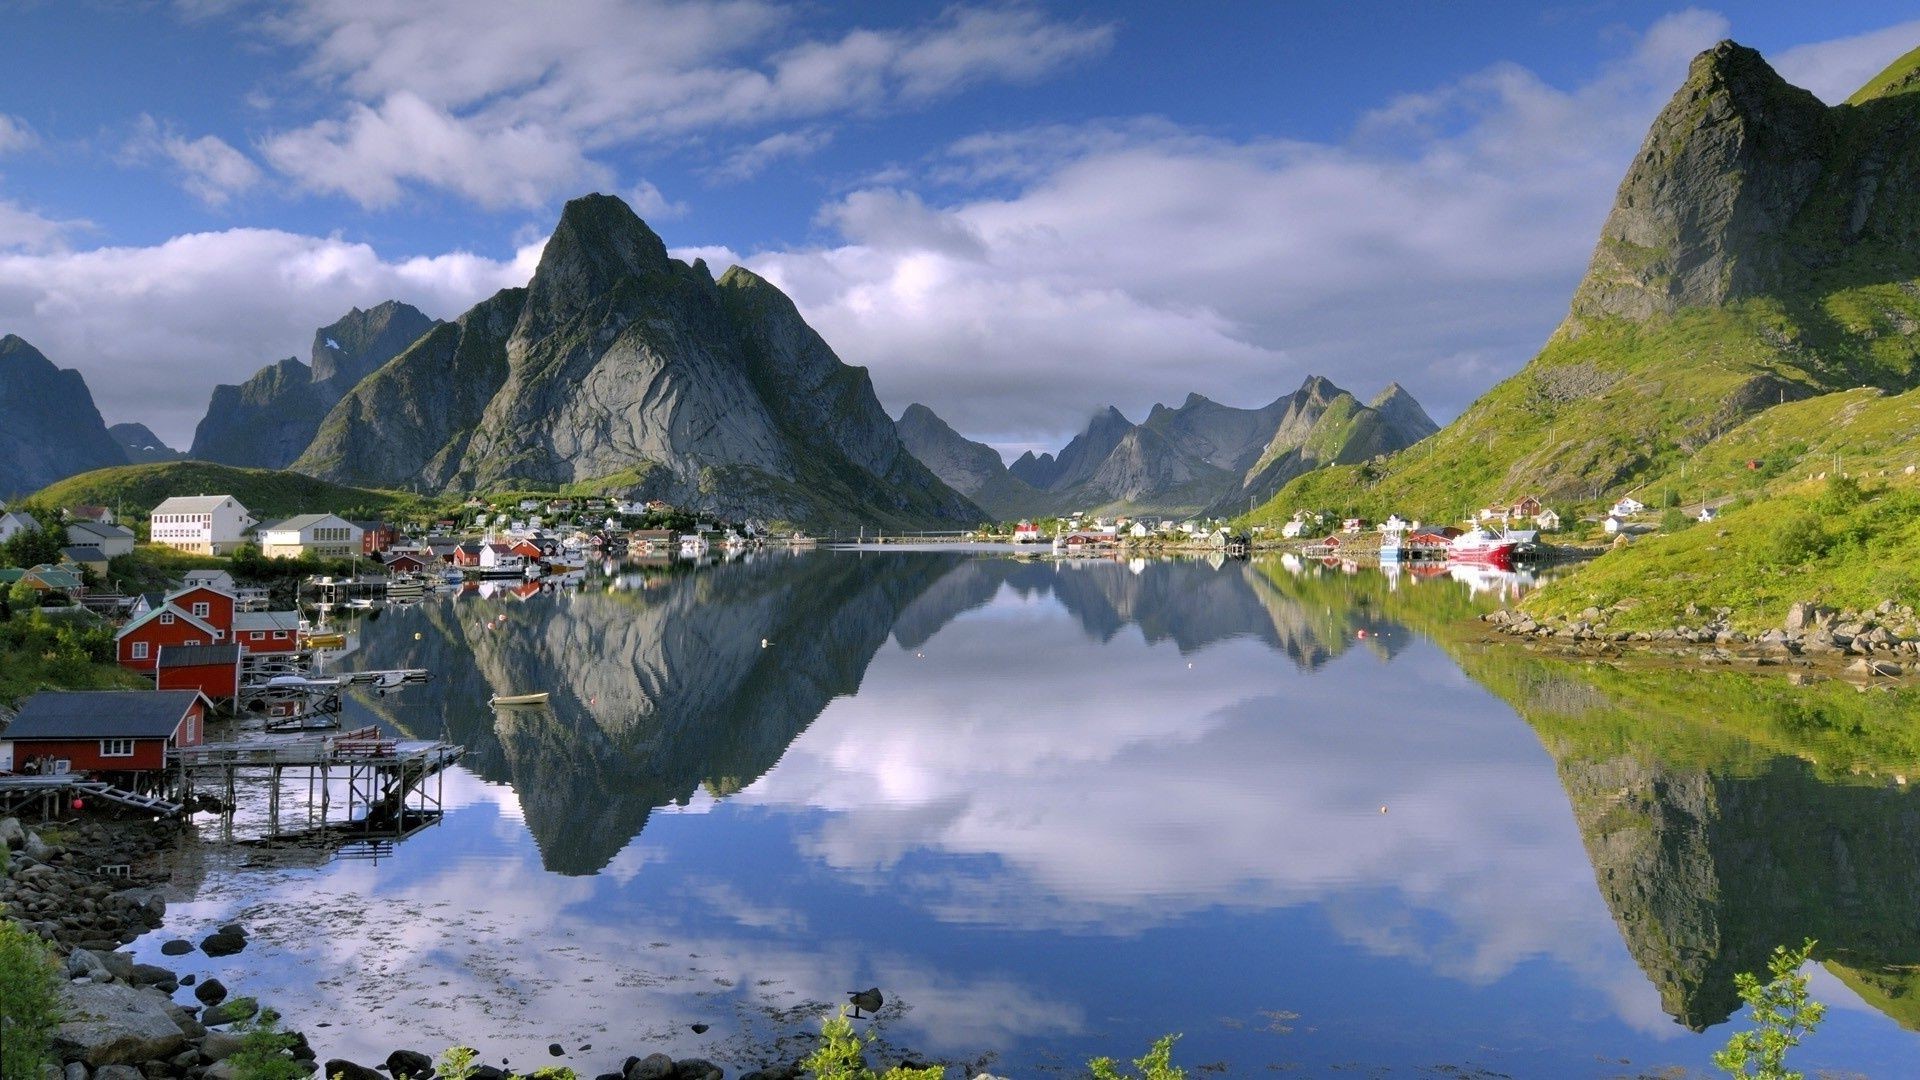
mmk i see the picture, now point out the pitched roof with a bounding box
[0,511,40,531]
[262,513,352,532]
[115,602,220,640]
[182,569,236,588]
[25,566,83,590]
[67,520,132,541]
[60,547,104,563]
[152,495,240,514]
[158,643,241,668]
[3,690,205,740]
[233,610,300,632]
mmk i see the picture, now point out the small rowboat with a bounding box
[489,692,550,707]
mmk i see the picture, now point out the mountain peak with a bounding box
[1568,40,1830,322]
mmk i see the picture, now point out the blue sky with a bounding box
[2,2,1918,453]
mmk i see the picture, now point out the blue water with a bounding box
[128,552,1920,1077]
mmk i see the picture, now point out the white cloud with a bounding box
[0,199,82,252]
[0,114,37,156]
[704,11,1742,454]
[1774,20,1920,103]
[125,116,264,207]
[707,127,833,183]
[258,1,1112,208]
[262,92,605,209]
[0,228,541,443]
[626,179,689,221]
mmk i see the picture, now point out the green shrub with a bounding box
[227,1009,308,1080]
[1089,1034,1185,1080]
[1713,939,1825,1079]
[1767,513,1830,566]
[801,1008,941,1080]
[0,920,63,1079]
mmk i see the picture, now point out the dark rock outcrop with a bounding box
[109,422,185,464]
[189,301,438,469]
[0,335,128,498]
[297,194,977,529]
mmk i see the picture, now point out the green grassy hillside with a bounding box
[30,461,449,525]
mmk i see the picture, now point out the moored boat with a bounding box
[490,692,550,707]
[1446,526,1517,568]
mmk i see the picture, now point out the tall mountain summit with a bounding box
[901,376,1436,520]
[296,193,978,528]
[1251,39,1920,523]
[0,335,127,499]
[190,301,438,469]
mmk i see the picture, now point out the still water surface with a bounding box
[132,552,1920,1076]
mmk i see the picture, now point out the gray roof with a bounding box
[262,513,349,532]
[67,521,133,541]
[234,610,300,632]
[3,690,202,740]
[152,495,241,514]
[158,644,241,668]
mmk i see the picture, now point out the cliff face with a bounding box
[894,403,1049,520]
[0,335,127,498]
[297,194,977,528]
[189,301,437,469]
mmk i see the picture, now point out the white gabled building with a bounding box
[257,514,363,560]
[0,510,42,544]
[151,495,256,556]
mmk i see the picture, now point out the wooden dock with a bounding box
[170,727,465,839]
[0,775,184,818]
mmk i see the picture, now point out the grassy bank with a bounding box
[0,608,147,706]
[31,461,452,527]
[1517,472,1920,632]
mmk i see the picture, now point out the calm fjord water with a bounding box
[135,552,1920,1077]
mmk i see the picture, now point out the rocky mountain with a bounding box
[0,335,127,499]
[894,404,1049,520]
[108,422,185,464]
[294,193,979,528]
[907,377,1435,520]
[1251,39,1920,524]
[189,301,438,469]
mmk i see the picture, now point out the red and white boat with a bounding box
[1446,526,1518,568]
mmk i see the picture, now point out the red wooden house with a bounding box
[383,552,430,575]
[506,538,544,560]
[168,585,236,632]
[233,611,301,654]
[4,690,208,790]
[115,603,224,671]
[156,643,241,704]
[450,543,483,568]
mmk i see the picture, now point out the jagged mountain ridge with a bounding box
[1253,39,1920,523]
[189,301,439,470]
[0,335,128,499]
[901,377,1436,520]
[295,193,978,528]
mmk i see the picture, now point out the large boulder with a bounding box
[0,816,24,850]
[325,1061,385,1080]
[53,982,189,1066]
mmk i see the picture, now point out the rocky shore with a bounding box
[1480,599,1920,677]
[1,817,958,1080]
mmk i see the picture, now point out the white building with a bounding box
[257,514,363,559]
[0,510,41,545]
[151,495,256,555]
[1610,497,1647,517]
[65,521,136,557]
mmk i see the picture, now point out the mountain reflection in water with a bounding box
[148,551,1920,1076]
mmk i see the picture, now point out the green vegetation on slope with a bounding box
[1246,293,1920,527]
[1846,44,1920,105]
[31,461,453,526]
[1517,472,1920,632]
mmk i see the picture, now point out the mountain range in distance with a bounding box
[895,378,1437,520]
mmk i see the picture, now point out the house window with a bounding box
[273,630,289,640]
[250,631,264,641]
[131,641,150,660]
[101,739,135,757]
[192,602,210,618]
[159,612,175,625]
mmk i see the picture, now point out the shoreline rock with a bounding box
[1478,598,1920,678]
